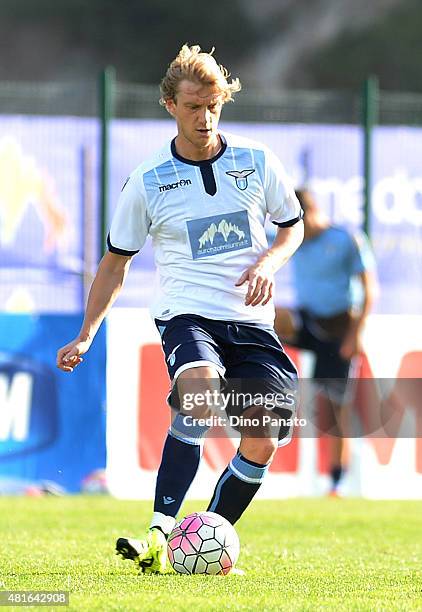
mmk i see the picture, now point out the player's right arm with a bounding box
[56,251,133,372]
[57,167,150,372]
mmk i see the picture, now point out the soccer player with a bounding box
[275,188,376,496]
[57,45,304,574]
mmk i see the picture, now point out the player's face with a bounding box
[166,80,224,159]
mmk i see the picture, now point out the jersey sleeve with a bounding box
[349,231,376,275]
[264,148,303,227]
[107,174,151,256]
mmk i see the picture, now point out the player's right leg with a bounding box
[116,370,219,573]
[116,529,168,574]
[116,370,220,573]
[116,315,225,574]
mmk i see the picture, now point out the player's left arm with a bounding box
[340,269,377,359]
[236,221,304,307]
[237,147,303,306]
[340,233,378,360]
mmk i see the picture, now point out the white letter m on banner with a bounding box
[0,372,33,441]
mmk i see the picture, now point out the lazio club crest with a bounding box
[226,169,255,190]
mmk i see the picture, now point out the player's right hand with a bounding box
[56,338,91,372]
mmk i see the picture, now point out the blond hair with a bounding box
[159,44,241,106]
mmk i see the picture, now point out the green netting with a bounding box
[114,83,361,124]
[1,79,422,126]
[379,91,422,125]
[0,81,97,116]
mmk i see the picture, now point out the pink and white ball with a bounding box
[167,511,240,575]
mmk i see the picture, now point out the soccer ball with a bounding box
[167,511,240,575]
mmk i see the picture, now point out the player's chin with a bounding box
[196,130,214,143]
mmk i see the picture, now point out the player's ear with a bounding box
[165,98,176,117]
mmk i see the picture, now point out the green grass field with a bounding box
[0,496,421,611]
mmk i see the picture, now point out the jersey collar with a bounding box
[171,134,227,166]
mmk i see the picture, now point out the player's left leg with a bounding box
[329,434,345,496]
[313,339,353,496]
[206,322,298,524]
[207,424,278,524]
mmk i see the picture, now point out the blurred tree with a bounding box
[1,0,421,92]
[299,0,422,92]
[0,0,258,82]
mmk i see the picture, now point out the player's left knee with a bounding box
[239,437,278,465]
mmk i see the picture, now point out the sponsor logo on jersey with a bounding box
[159,179,192,193]
[226,169,255,190]
[187,211,252,260]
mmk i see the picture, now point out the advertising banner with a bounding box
[0,314,106,492]
[0,118,98,313]
[106,309,422,500]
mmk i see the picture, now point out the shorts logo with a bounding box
[226,169,255,191]
[187,211,252,260]
[163,496,175,505]
[167,344,181,367]
[159,179,192,193]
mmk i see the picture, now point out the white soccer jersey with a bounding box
[108,132,302,324]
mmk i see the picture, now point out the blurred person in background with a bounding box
[274,188,377,496]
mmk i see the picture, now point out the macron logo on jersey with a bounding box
[159,178,192,193]
[187,211,252,260]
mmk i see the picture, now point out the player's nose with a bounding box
[198,107,212,124]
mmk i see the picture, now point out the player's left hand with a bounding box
[235,259,274,306]
[340,330,361,360]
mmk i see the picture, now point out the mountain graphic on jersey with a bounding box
[198,220,245,248]
[187,211,252,260]
[226,169,255,190]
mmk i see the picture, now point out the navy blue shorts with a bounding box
[155,314,298,442]
[292,309,353,404]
